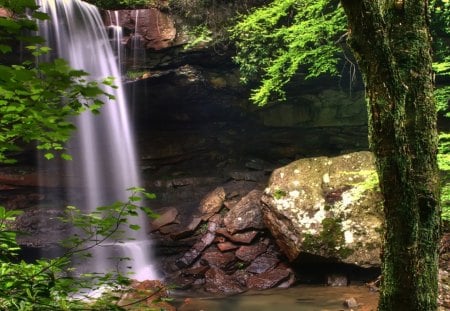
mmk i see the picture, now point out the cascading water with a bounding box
[36,0,157,281]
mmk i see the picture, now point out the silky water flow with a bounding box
[37,0,158,282]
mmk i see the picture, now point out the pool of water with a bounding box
[174,285,379,311]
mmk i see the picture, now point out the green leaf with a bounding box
[128,224,140,231]
[44,153,55,160]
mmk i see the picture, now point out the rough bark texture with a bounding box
[340,0,441,310]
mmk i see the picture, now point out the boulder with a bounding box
[262,151,383,267]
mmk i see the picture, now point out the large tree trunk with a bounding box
[340,0,441,310]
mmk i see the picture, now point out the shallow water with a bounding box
[175,285,378,311]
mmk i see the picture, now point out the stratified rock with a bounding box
[199,187,226,220]
[182,266,209,278]
[201,251,236,270]
[224,190,265,234]
[175,222,217,268]
[150,207,178,232]
[105,9,177,51]
[217,241,239,252]
[246,254,280,274]
[204,267,244,294]
[246,269,291,290]
[262,151,382,267]
[216,228,258,244]
[228,171,265,182]
[235,242,268,262]
[170,216,202,240]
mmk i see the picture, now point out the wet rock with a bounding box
[170,216,202,240]
[182,266,209,278]
[228,171,265,182]
[224,189,265,234]
[246,254,280,274]
[217,241,239,252]
[15,206,68,247]
[343,297,358,308]
[246,269,291,290]
[201,251,236,270]
[262,151,382,267]
[277,271,296,288]
[204,267,244,295]
[235,242,268,262]
[104,9,177,51]
[175,223,216,268]
[327,274,348,287]
[199,187,226,220]
[216,228,258,244]
[245,159,267,171]
[150,207,178,232]
[232,269,252,286]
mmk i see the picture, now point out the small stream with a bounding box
[174,285,378,311]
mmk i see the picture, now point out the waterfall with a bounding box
[36,0,158,281]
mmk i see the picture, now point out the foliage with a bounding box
[0,0,114,163]
[229,0,346,106]
[439,133,450,223]
[0,189,158,310]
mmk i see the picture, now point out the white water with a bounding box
[37,0,158,281]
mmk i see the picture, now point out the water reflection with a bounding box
[175,286,378,311]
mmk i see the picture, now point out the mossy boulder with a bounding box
[261,151,383,267]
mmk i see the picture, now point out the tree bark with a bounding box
[340,0,441,310]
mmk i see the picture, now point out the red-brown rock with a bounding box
[105,9,177,51]
[199,187,226,220]
[150,207,178,232]
[246,254,279,274]
[235,242,268,262]
[217,241,239,252]
[204,267,244,295]
[216,228,258,244]
[224,189,265,234]
[201,251,236,270]
[246,269,291,290]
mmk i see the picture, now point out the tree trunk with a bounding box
[340,0,441,310]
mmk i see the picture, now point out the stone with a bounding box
[204,267,244,295]
[201,251,236,270]
[327,274,348,287]
[246,269,291,290]
[228,171,265,182]
[224,189,265,234]
[175,225,216,268]
[217,241,239,252]
[262,151,383,267]
[150,207,178,232]
[105,9,177,51]
[182,266,209,278]
[343,297,358,308]
[199,187,226,220]
[170,216,203,240]
[216,228,258,244]
[235,242,268,262]
[246,255,280,274]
